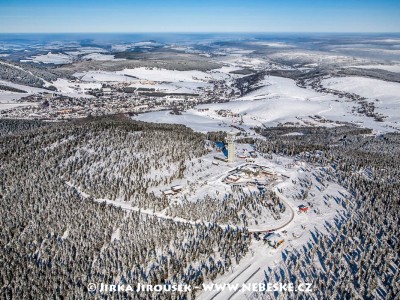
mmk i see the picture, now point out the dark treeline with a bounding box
[0,119,49,137]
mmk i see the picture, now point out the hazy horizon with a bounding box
[1,0,399,33]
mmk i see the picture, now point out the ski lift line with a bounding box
[227,267,261,300]
[228,264,252,284]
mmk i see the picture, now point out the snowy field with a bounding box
[52,78,100,96]
[74,71,138,82]
[116,67,212,82]
[347,64,400,73]
[135,75,400,133]
[74,67,233,84]
[0,80,49,110]
[81,53,116,61]
[20,49,123,64]
[72,67,239,94]
[322,76,400,125]
[0,101,36,111]
[136,111,229,132]
[21,52,73,64]
[322,76,400,99]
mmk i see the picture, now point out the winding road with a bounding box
[67,169,298,300]
[248,189,295,233]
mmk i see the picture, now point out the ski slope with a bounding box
[117,67,212,82]
[135,75,400,133]
[322,76,400,125]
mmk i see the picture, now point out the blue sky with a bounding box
[0,0,399,33]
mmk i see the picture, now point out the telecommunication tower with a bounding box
[226,132,235,163]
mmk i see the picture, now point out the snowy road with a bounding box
[66,167,299,300]
[248,189,295,233]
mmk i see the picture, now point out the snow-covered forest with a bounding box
[0,117,250,299]
[166,188,285,226]
[1,117,399,299]
[253,127,400,300]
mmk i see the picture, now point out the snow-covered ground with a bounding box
[322,76,400,99]
[135,75,400,133]
[0,101,36,111]
[129,80,211,94]
[111,41,163,52]
[198,158,350,300]
[74,71,138,82]
[81,53,117,61]
[72,67,235,95]
[347,64,400,73]
[65,47,106,56]
[322,76,400,125]
[249,41,294,48]
[0,80,49,110]
[135,75,332,128]
[64,134,349,300]
[21,52,73,64]
[19,47,124,64]
[52,78,100,96]
[135,110,232,133]
[269,50,368,66]
[117,67,212,82]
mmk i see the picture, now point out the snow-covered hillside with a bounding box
[135,75,400,133]
[322,76,400,125]
[117,67,212,82]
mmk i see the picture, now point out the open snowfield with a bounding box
[135,110,230,132]
[322,76,400,99]
[19,48,123,64]
[322,76,400,124]
[74,71,138,82]
[81,53,117,61]
[117,67,212,82]
[135,75,400,133]
[0,80,48,94]
[21,52,73,64]
[269,50,367,66]
[249,41,294,48]
[0,89,31,108]
[0,80,49,110]
[128,80,211,94]
[347,64,400,73]
[111,41,163,52]
[0,101,36,111]
[52,78,100,97]
[238,76,319,101]
[65,47,107,55]
[74,68,223,88]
